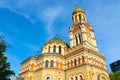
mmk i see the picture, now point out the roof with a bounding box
[72,4,85,14]
[45,34,67,45]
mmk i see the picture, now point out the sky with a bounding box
[0,0,120,78]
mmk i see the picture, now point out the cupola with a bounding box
[72,4,87,25]
[42,34,68,55]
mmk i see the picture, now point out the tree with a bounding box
[0,35,15,80]
[109,71,120,80]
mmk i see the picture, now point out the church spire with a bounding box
[69,5,98,51]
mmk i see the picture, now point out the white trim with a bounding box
[44,75,52,80]
[57,76,62,80]
[78,73,84,79]
[69,76,74,80]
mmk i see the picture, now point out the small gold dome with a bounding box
[44,34,68,45]
[72,4,85,14]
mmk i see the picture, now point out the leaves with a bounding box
[0,35,15,80]
[109,72,120,80]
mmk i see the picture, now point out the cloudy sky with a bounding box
[0,0,120,77]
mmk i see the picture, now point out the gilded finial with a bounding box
[76,4,79,9]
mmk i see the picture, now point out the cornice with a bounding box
[21,56,36,65]
[65,47,105,60]
[65,63,108,73]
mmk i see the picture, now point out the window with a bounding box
[53,45,56,53]
[71,77,73,80]
[76,36,78,46]
[60,62,63,69]
[59,46,61,54]
[79,34,82,43]
[45,60,49,67]
[30,76,32,80]
[58,78,61,80]
[75,15,77,22]
[48,46,50,53]
[82,56,85,64]
[78,57,80,65]
[56,61,59,68]
[50,60,54,67]
[68,61,69,68]
[74,59,77,66]
[75,76,78,80]
[80,75,83,80]
[46,77,50,80]
[31,63,34,70]
[79,14,81,22]
[71,60,73,67]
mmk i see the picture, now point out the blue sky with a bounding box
[0,0,120,77]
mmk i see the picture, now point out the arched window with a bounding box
[30,76,32,80]
[67,61,69,68]
[46,77,50,80]
[74,59,77,66]
[45,60,49,67]
[82,56,85,64]
[59,46,61,54]
[80,75,83,80]
[79,14,81,22]
[58,78,61,80]
[78,57,80,65]
[75,76,78,80]
[56,61,59,68]
[79,34,82,43]
[71,77,73,80]
[31,63,34,70]
[60,62,63,69]
[75,15,77,22]
[50,60,54,67]
[48,46,50,53]
[76,36,78,46]
[53,45,56,53]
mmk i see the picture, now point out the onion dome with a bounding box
[42,34,69,55]
[72,4,85,14]
[45,34,67,45]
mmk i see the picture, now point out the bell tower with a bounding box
[72,4,87,24]
[69,5,98,51]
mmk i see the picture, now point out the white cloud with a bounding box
[0,0,41,23]
[41,6,64,38]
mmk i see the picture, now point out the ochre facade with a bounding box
[16,5,110,80]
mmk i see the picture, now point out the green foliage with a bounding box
[109,71,120,80]
[0,35,15,80]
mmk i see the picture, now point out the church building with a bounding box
[13,5,110,80]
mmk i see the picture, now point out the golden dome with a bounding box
[44,34,68,46]
[72,4,85,14]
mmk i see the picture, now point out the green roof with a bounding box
[45,34,66,45]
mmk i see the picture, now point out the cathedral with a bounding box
[13,5,110,80]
